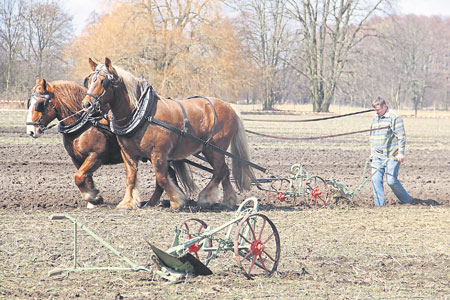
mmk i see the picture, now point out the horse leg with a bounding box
[151,152,187,210]
[74,153,103,208]
[85,175,104,204]
[116,151,141,209]
[146,181,164,207]
[145,166,178,207]
[221,169,238,208]
[198,150,236,208]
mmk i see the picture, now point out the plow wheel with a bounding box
[303,176,329,208]
[233,213,280,279]
[270,179,294,205]
[179,218,212,265]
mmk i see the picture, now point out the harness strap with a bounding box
[186,96,217,146]
[170,100,190,159]
[110,83,155,136]
[146,116,266,173]
[58,110,113,135]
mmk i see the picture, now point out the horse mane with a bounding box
[50,81,86,116]
[96,64,141,108]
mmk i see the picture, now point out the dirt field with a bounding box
[1,108,449,299]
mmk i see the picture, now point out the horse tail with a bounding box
[231,117,255,191]
[172,160,197,195]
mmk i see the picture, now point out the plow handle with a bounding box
[48,268,65,276]
[49,214,66,220]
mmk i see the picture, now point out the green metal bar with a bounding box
[168,198,259,256]
[49,214,149,274]
[166,216,244,254]
[349,158,391,199]
[73,220,77,269]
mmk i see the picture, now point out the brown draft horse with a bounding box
[26,78,193,208]
[26,78,123,207]
[82,58,255,210]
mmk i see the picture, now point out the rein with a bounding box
[245,126,390,141]
[28,90,110,135]
[242,109,373,122]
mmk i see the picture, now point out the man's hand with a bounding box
[396,153,405,162]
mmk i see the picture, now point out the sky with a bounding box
[397,0,450,16]
[60,0,450,36]
[60,0,104,35]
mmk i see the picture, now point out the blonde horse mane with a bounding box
[96,64,141,108]
[50,81,86,116]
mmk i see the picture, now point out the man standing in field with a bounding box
[369,97,413,206]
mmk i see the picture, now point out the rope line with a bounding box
[58,108,85,124]
[245,126,389,141]
[242,109,373,122]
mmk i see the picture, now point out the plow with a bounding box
[258,157,390,208]
[49,197,280,282]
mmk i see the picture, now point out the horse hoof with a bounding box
[160,200,171,208]
[116,202,134,209]
[86,202,97,209]
[186,199,198,207]
[197,201,214,209]
[169,199,186,210]
[169,203,183,210]
[137,201,150,209]
[94,196,104,204]
[220,203,237,211]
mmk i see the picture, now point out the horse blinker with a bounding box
[35,100,46,112]
[83,77,89,88]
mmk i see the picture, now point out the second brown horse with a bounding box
[82,58,255,210]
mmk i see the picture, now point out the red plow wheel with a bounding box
[233,213,281,279]
[270,178,293,205]
[179,218,212,264]
[303,176,329,208]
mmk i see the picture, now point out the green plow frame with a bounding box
[48,214,152,277]
[325,157,390,200]
[48,197,281,282]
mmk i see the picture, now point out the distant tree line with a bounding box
[1,0,449,112]
[0,0,72,101]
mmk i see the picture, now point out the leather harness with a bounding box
[86,70,266,172]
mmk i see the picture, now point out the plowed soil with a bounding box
[1,109,449,299]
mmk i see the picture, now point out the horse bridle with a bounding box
[83,68,115,114]
[26,92,58,131]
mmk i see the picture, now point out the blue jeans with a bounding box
[371,157,412,206]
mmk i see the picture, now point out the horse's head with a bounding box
[26,77,57,138]
[82,57,119,114]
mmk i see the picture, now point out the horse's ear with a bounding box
[42,79,47,90]
[46,82,54,93]
[35,77,41,85]
[105,57,113,72]
[89,58,97,71]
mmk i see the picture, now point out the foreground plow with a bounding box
[48,197,280,282]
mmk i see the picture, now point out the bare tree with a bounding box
[22,0,72,77]
[0,0,24,94]
[287,0,388,112]
[345,15,448,113]
[228,0,294,109]
[68,0,252,99]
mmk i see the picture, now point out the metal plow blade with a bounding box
[142,235,212,282]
